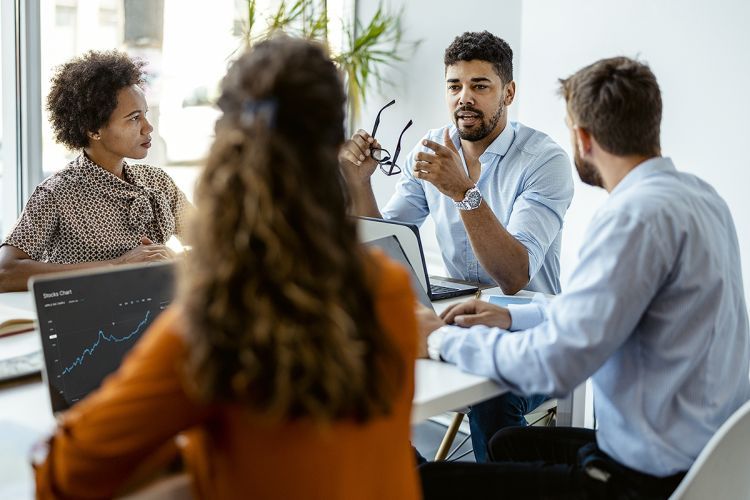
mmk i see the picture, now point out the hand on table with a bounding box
[115,237,176,265]
[440,299,511,329]
[415,304,445,358]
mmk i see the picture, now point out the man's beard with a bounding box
[454,102,503,142]
[574,149,604,188]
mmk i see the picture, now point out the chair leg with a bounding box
[434,412,465,461]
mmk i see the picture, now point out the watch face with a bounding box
[466,188,482,208]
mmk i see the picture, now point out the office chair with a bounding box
[669,399,750,499]
[434,398,558,461]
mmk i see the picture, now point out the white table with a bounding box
[0,290,506,498]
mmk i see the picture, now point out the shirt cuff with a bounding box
[427,326,451,361]
[508,303,546,331]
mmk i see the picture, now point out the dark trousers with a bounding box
[469,392,549,462]
[419,427,686,500]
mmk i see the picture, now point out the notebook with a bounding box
[364,235,434,310]
[357,217,479,300]
[29,262,175,413]
[0,303,35,337]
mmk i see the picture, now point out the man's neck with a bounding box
[459,118,507,163]
[83,147,124,179]
[601,154,658,192]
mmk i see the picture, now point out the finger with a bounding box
[140,236,154,245]
[354,129,375,145]
[443,128,459,154]
[350,134,371,158]
[441,299,479,323]
[454,313,492,328]
[422,139,449,155]
[439,302,464,322]
[415,151,438,163]
[341,150,364,166]
[413,169,433,180]
[147,251,171,261]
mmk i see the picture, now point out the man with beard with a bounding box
[416,56,750,499]
[339,31,573,462]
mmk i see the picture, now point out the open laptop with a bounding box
[364,235,433,310]
[357,217,479,301]
[30,262,175,413]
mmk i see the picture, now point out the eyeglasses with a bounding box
[370,99,413,176]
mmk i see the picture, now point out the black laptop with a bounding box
[29,262,175,413]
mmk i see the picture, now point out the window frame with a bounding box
[1,0,43,237]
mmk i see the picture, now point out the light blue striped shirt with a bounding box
[381,122,573,294]
[439,157,750,476]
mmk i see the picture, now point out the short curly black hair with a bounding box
[444,31,513,84]
[46,50,145,150]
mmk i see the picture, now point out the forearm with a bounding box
[460,204,530,294]
[347,179,382,218]
[0,258,116,292]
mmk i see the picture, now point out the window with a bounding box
[2,0,352,236]
[0,13,4,235]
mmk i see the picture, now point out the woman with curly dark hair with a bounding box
[34,37,421,500]
[0,50,190,291]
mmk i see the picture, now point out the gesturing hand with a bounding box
[115,236,176,265]
[414,128,474,201]
[338,129,382,185]
[440,299,511,329]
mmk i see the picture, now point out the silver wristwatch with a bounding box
[454,185,482,211]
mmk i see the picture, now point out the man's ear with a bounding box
[574,126,592,157]
[88,130,101,141]
[504,81,516,106]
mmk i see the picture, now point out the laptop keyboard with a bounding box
[430,284,459,295]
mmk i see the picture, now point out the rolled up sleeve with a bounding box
[506,152,573,280]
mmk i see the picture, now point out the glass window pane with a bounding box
[39,0,351,206]
[0,15,4,234]
[39,0,247,202]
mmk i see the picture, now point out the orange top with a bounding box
[34,252,420,500]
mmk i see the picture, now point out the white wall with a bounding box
[516,0,750,305]
[354,0,523,274]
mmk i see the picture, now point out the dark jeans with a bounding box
[469,392,549,462]
[419,427,686,500]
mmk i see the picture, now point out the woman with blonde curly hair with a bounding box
[34,37,421,500]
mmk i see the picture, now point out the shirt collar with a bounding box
[76,154,145,190]
[450,121,516,162]
[610,156,676,197]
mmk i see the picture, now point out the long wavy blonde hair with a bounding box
[180,36,403,422]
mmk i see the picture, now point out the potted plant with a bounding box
[235,0,418,131]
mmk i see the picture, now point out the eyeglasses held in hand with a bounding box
[370,99,413,176]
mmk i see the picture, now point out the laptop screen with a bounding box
[364,235,433,310]
[31,262,175,412]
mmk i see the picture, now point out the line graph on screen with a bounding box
[60,310,151,376]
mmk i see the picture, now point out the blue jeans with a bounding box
[468,393,549,462]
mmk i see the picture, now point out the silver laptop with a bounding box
[29,262,175,413]
[357,217,479,301]
[364,235,434,310]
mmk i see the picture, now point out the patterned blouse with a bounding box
[2,155,191,264]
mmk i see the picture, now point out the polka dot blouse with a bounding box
[2,154,191,264]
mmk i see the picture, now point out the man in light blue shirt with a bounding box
[339,31,573,462]
[418,57,750,498]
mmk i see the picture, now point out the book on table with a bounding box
[0,303,35,337]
